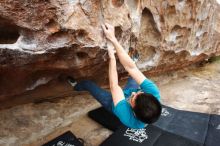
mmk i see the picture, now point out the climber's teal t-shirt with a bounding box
[112,79,161,129]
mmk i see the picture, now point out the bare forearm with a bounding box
[111,38,136,70]
[102,23,146,85]
[108,57,125,106]
[111,38,146,84]
[109,57,118,88]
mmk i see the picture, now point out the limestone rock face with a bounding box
[0,0,219,107]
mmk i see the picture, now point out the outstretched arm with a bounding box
[108,47,125,106]
[102,23,146,84]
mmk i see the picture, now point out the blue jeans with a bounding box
[74,77,139,112]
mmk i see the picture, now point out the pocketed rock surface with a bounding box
[0,58,219,146]
[0,0,220,106]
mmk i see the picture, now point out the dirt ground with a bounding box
[0,58,219,146]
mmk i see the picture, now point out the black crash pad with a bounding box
[154,106,210,144]
[100,125,201,146]
[42,131,83,146]
[204,114,220,146]
[88,106,220,146]
[88,107,121,131]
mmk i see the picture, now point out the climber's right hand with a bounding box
[101,23,117,43]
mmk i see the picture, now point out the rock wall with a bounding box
[0,0,219,107]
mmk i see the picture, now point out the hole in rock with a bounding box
[45,19,60,33]
[167,5,176,14]
[129,34,138,48]
[47,31,71,45]
[48,31,68,40]
[75,29,89,43]
[0,17,20,44]
[112,0,124,7]
[76,29,87,38]
[172,25,182,31]
[171,25,191,34]
[76,52,88,59]
[202,32,208,38]
[127,13,131,19]
[139,8,161,46]
[169,25,191,44]
[140,46,157,62]
[115,26,123,41]
[129,47,139,61]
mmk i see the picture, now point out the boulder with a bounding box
[0,0,219,108]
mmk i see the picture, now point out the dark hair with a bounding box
[133,93,162,124]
